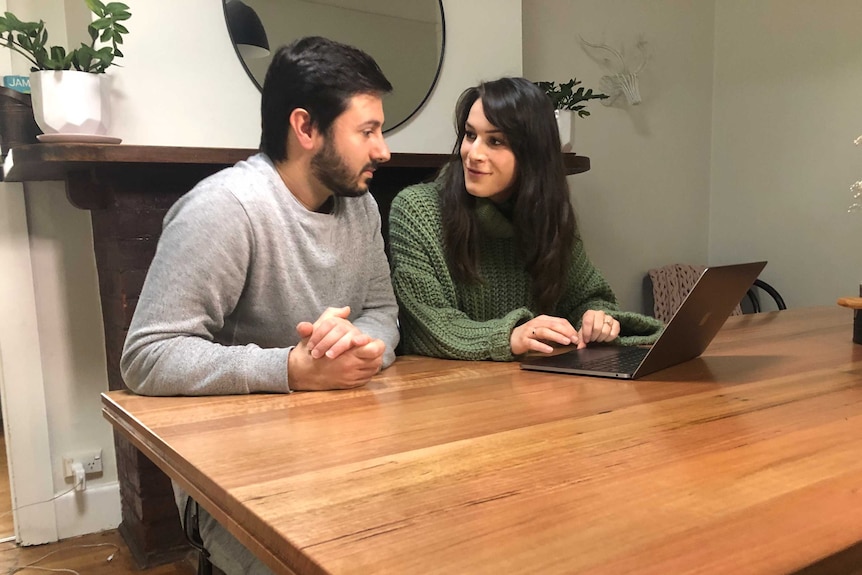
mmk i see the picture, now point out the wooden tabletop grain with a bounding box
[102,307,862,575]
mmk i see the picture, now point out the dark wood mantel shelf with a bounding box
[3,143,588,186]
[1,143,590,568]
[3,144,455,183]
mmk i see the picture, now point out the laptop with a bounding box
[520,261,767,379]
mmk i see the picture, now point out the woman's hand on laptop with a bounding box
[511,315,580,356]
[576,310,620,349]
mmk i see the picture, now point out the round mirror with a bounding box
[224,0,446,132]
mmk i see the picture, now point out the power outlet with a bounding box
[62,449,103,478]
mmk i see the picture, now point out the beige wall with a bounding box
[525,0,862,312]
[524,0,716,312]
[709,0,862,306]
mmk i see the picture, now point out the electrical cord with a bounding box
[7,542,118,574]
[0,476,120,573]
[0,476,82,520]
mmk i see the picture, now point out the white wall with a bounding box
[0,183,57,546]
[523,0,716,312]
[709,0,862,306]
[243,0,441,131]
[111,1,522,151]
[23,184,120,540]
[4,0,522,540]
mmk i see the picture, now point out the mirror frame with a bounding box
[223,1,446,133]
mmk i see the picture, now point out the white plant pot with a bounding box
[555,109,574,153]
[29,70,110,135]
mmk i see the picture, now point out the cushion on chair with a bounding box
[648,263,742,324]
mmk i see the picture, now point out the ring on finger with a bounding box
[603,317,613,325]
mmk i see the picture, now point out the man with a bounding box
[121,37,400,574]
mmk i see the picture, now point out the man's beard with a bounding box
[311,136,377,198]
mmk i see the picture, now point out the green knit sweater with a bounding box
[388,181,664,361]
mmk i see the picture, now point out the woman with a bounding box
[389,77,662,360]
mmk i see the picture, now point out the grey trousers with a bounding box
[174,482,275,575]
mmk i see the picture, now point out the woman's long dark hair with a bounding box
[440,77,577,313]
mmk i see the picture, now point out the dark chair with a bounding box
[742,278,786,313]
[646,264,785,322]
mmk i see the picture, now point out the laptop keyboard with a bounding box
[578,347,648,373]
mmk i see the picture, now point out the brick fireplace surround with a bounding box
[4,144,588,567]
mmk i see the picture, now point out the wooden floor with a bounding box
[0,530,196,574]
[0,431,195,573]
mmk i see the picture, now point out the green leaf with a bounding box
[74,44,96,72]
[49,45,66,61]
[18,33,33,51]
[84,0,106,17]
[113,23,128,34]
[90,17,111,30]
[4,12,23,27]
[534,77,608,113]
[104,2,132,21]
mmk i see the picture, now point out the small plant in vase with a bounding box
[0,0,131,139]
[535,79,608,152]
[536,79,608,118]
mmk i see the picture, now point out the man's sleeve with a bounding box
[120,187,290,396]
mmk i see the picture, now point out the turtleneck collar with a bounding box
[475,198,515,239]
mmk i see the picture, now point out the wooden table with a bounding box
[102,307,862,575]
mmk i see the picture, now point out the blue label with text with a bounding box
[3,75,30,94]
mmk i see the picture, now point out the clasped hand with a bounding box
[510,310,621,356]
[288,306,385,391]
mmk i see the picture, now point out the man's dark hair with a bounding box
[259,36,392,162]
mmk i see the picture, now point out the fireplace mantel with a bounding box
[3,144,588,191]
[2,143,590,566]
[3,145,450,207]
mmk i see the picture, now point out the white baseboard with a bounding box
[53,480,121,540]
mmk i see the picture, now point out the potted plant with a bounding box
[535,79,608,152]
[0,0,131,139]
